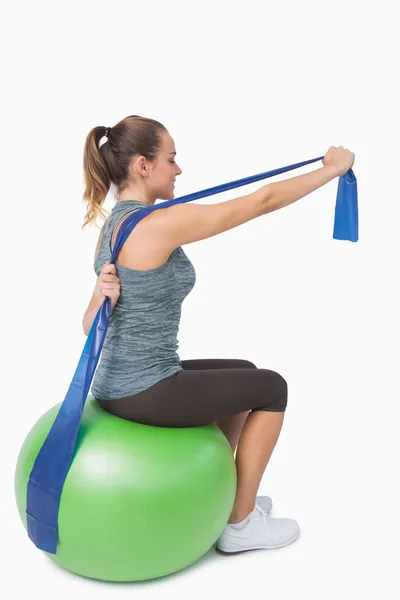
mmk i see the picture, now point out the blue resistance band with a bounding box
[26,155,358,554]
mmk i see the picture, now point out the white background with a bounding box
[2,0,399,598]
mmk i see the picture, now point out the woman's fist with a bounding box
[323,146,355,176]
[95,260,121,312]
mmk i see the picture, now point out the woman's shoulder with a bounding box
[94,209,174,274]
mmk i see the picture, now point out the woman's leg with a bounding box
[214,411,250,453]
[96,361,287,427]
[176,359,287,526]
[229,410,285,522]
[180,359,255,453]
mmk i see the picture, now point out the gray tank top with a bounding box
[91,200,196,400]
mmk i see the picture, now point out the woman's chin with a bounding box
[160,186,175,200]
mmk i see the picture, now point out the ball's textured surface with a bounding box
[15,395,237,581]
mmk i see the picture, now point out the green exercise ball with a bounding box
[15,395,236,582]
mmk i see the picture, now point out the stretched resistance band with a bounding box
[26,155,358,554]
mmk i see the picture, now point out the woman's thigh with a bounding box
[97,360,288,428]
[180,358,259,425]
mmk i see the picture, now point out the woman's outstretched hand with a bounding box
[323,146,355,176]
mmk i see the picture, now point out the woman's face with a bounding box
[151,130,183,200]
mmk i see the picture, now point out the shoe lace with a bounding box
[254,502,271,532]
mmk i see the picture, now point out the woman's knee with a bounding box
[255,371,288,412]
[272,374,288,411]
[240,360,258,369]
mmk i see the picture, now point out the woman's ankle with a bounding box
[228,504,255,524]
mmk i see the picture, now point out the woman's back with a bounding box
[91,200,196,400]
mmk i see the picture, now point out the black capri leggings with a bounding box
[95,359,288,428]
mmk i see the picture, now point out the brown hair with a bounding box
[82,114,167,230]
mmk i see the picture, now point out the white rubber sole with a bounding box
[215,531,300,555]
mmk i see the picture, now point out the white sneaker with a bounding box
[216,503,300,555]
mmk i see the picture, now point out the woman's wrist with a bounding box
[322,164,340,178]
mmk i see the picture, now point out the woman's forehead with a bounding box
[162,131,176,152]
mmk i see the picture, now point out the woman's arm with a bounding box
[82,269,119,335]
[84,228,120,335]
[83,232,105,336]
[254,165,339,214]
[82,293,105,336]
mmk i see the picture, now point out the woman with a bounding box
[81,114,354,555]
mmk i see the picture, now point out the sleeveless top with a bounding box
[91,200,196,400]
